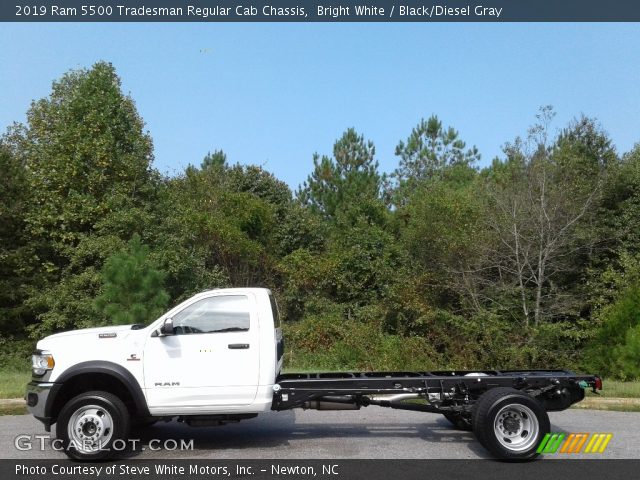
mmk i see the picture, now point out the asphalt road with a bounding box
[1,408,638,459]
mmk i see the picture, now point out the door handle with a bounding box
[228,343,250,349]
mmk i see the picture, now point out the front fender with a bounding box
[45,360,150,420]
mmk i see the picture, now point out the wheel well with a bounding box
[50,373,137,422]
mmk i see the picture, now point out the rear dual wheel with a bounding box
[472,387,549,461]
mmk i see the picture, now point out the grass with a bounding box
[0,404,27,415]
[0,369,31,399]
[585,379,640,398]
[578,379,640,412]
[573,397,640,413]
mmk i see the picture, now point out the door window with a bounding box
[171,295,250,335]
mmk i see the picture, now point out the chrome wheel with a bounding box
[67,404,114,453]
[493,404,539,452]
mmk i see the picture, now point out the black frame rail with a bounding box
[272,370,599,412]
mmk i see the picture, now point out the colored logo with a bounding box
[537,433,613,454]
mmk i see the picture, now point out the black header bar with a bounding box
[4,459,640,480]
[3,1,640,22]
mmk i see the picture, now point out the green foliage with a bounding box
[418,111,610,328]
[598,145,640,256]
[298,128,385,225]
[283,309,443,371]
[225,164,292,211]
[391,115,480,205]
[201,149,227,170]
[157,162,282,292]
[279,218,402,323]
[401,165,482,274]
[587,278,640,380]
[2,62,158,338]
[274,204,326,256]
[0,143,33,333]
[0,336,34,372]
[0,335,33,399]
[17,61,154,249]
[95,235,169,326]
[1,62,639,377]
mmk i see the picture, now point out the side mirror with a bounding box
[160,318,174,336]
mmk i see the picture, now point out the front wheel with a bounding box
[472,387,549,461]
[56,391,130,461]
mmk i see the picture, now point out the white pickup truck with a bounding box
[26,287,601,461]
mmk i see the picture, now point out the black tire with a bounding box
[472,387,549,461]
[442,413,473,431]
[56,390,130,461]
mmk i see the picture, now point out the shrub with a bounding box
[586,282,640,380]
[0,336,34,372]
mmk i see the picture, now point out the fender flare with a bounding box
[46,361,150,418]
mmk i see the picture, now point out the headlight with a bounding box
[32,352,55,376]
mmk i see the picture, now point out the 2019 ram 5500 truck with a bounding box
[25,287,602,461]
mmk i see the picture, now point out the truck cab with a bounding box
[26,288,283,452]
[143,288,283,414]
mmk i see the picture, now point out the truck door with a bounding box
[143,293,260,410]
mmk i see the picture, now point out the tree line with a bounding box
[1,62,639,378]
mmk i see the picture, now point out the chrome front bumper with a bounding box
[25,381,57,431]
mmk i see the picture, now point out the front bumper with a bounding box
[25,381,58,431]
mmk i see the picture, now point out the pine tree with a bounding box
[201,149,227,170]
[95,235,169,326]
[298,128,383,224]
[393,115,480,203]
